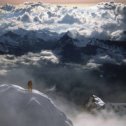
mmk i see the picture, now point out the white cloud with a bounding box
[18,12,33,23]
[111,30,126,41]
[0,2,126,41]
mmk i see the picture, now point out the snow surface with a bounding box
[0,84,72,126]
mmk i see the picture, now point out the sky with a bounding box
[0,0,126,4]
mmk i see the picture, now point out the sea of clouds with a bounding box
[0,2,126,41]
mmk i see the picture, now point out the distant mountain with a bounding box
[85,95,126,115]
[0,29,126,65]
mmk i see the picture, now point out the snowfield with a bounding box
[0,84,72,126]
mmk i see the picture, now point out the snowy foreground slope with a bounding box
[0,84,72,126]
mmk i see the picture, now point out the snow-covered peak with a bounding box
[92,95,105,107]
[86,95,105,111]
[0,84,72,126]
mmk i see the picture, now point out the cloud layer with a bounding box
[0,2,126,41]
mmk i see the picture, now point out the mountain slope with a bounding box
[0,84,72,126]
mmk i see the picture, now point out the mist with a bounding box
[0,52,126,106]
[73,112,126,126]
